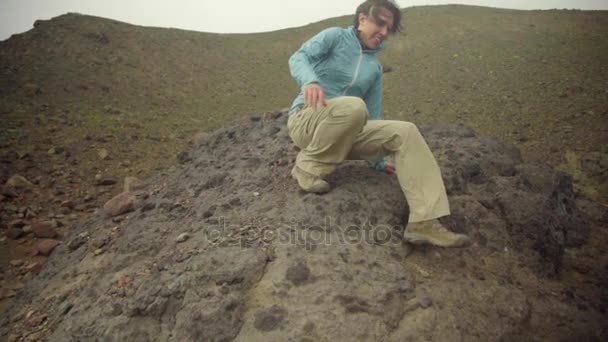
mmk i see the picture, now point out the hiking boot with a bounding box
[403,220,470,247]
[291,166,330,194]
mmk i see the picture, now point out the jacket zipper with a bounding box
[342,43,363,96]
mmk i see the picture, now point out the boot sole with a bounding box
[403,232,470,248]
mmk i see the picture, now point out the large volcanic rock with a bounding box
[0,111,593,341]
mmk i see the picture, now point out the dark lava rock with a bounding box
[285,260,312,286]
[0,113,593,341]
[254,305,288,331]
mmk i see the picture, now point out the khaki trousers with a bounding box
[287,96,450,223]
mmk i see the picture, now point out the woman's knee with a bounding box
[398,121,417,131]
[332,96,365,107]
[384,122,421,150]
[331,96,368,123]
[396,121,422,138]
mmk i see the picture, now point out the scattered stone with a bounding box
[262,111,283,120]
[141,202,156,212]
[109,303,123,316]
[98,148,109,160]
[189,132,209,145]
[37,239,61,256]
[5,204,18,212]
[382,63,393,73]
[248,112,261,122]
[24,208,37,219]
[96,178,117,186]
[254,305,288,331]
[177,151,191,164]
[23,262,42,275]
[59,302,74,315]
[92,237,109,249]
[22,225,32,234]
[123,176,144,192]
[0,288,16,300]
[61,200,75,209]
[0,186,18,198]
[286,260,312,286]
[419,296,433,309]
[31,222,58,238]
[8,219,26,228]
[24,310,47,327]
[10,259,24,267]
[103,191,136,217]
[68,235,88,251]
[53,188,66,196]
[176,233,190,243]
[51,218,64,227]
[23,83,41,96]
[103,105,121,114]
[303,321,315,333]
[6,175,34,189]
[84,194,96,202]
[5,228,25,239]
[335,294,371,314]
[229,198,242,206]
[94,248,104,256]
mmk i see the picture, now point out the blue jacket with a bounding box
[288,26,384,119]
[288,26,388,170]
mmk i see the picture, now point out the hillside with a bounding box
[0,6,607,201]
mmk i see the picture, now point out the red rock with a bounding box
[31,222,58,238]
[103,191,136,217]
[37,239,61,256]
[25,262,43,274]
[8,219,26,228]
[5,228,25,239]
[61,200,75,209]
[26,245,40,256]
[25,310,47,327]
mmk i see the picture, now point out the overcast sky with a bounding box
[1,0,607,41]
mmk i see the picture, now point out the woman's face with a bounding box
[358,7,394,49]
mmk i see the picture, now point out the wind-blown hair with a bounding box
[354,0,402,34]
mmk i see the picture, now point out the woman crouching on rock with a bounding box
[286,0,470,248]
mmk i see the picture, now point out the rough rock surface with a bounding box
[0,112,604,341]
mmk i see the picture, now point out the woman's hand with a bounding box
[382,162,396,175]
[303,83,327,110]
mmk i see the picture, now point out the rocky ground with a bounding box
[0,6,606,341]
[1,111,606,341]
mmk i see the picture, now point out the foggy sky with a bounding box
[1,0,607,41]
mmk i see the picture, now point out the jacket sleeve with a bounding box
[364,67,383,120]
[289,27,341,88]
